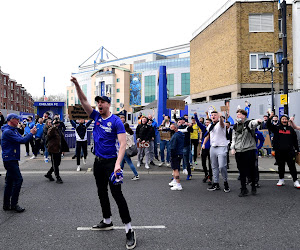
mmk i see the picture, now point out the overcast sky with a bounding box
[1,0,237,98]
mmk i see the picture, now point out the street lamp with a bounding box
[260,51,283,114]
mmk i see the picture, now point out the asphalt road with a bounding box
[1,148,300,249]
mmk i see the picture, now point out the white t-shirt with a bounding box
[207,122,228,147]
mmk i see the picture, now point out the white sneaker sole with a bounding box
[91,226,114,231]
[170,186,183,191]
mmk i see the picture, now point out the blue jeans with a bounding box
[160,140,170,163]
[183,145,191,175]
[44,145,49,158]
[121,153,139,176]
[3,160,23,207]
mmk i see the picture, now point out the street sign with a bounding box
[279,107,284,117]
[280,94,288,105]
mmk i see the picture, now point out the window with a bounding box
[82,84,87,97]
[11,93,13,100]
[181,73,190,95]
[278,18,282,33]
[249,53,274,71]
[11,104,13,110]
[249,14,274,32]
[117,108,120,111]
[117,99,120,103]
[167,74,174,97]
[117,88,120,93]
[71,89,73,93]
[71,97,73,100]
[11,82,14,90]
[117,78,120,82]
[4,89,6,98]
[144,75,156,103]
[17,88,19,94]
[3,103,6,109]
[4,77,6,85]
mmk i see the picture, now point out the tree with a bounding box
[33,93,66,102]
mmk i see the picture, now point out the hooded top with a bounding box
[1,124,33,161]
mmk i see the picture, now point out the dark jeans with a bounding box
[33,138,41,156]
[3,160,23,207]
[183,145,191,175]
[275,150,298,181]
[47,153,61,178]
[190,139,199,162]
[25,137,34,154]
[160,140,170,163]
[235,149,256,189]
[201,148,212,177]
[76,141,88,165]
[93,157,131,224]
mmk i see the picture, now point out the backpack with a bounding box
[233,120,256,139]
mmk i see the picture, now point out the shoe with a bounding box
[61,154,64,158]
[83,158,87,165]
[137,162,141,168]
[158,162,164,167]
[182,169,188,175]
[150,161,156,166]
[155,156,159,161]
[238,188,249,197]
[77,166,81,172]
[224,182,230,193]
[170,184,183,191]
[251,186,257,195]
[131,175,139,181]
[207,183,220,191]
[145,164,150,169]
[277,179,285,186]
[92,220,114,231]
[194,161,198,165]
[72,155,76,159]
[166,162,170,167]
[3,205,10,211]
[30,155,36,159]
[202,175,208,183]
[25,153,29,157]
[126,229,136,249]
[255,183,260,188]
[274,162,278,165]
[169,179,177,186]
[294,180,300,189]
[56,177,63,184]
[44,174,55,181]
[44,158,49,163]
[186,175,192,180]
[11,204,25,213]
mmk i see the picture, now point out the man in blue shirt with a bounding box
[24,116,35,157]
[2,113,37,212]
[71,76,136,250]
[31,117,44,159]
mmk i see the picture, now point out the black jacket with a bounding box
[178,124,193,146]
[267,118,299,152]
[136,123,152,142]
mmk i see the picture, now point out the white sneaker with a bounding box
[83,158,87,165]
[137,162,141,168]
[169,179,177,186]
[30,155,36,159]
[25,153,29,157]
[77,166,81,172]
[159,162,165,167]
[183,169,188,175]
[145,164,150,169]
[170,184,183,191]
[294,180,300,189]
[166,162,170,167]
[44,158,49,163]
[277,179,285,186]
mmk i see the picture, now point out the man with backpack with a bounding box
[231,109,262,197]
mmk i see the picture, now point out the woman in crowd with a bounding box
[121,123,139,180]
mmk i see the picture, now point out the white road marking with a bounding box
[77,225,166,231]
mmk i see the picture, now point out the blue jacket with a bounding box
[194,114,210,149]
[1,124,33,161]
[255,129,265,150]
[151,119,159,137]
[24,121,35,135]
[170,131,184,157]
[35,123,44,139]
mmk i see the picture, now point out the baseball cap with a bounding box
[109,170,124,185]
[95,96,111,103]
[7,113,21,121]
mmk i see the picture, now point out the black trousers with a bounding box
[25,137,34,154]
[47,153,61,178]
[33,138,41,156]
[201,148,212,177]
[93,157,131,224]
[275,150,298,181]
[235,149,256,189]
[190,139,199,162]
[76,141,88,165]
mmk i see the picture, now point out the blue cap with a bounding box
[95,95,111,103]
[6,113,21,121]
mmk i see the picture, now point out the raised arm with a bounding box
[289,117,300,130]
[194,112,206,132]
[71,76,93,116]
[219,113,225,128]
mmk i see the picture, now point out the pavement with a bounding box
[1,146,300,249]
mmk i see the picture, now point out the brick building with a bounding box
[190,0,293,102]
[0,66,34,113]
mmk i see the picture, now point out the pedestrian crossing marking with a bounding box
[269,168,276,172]
[77,225,166,231]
